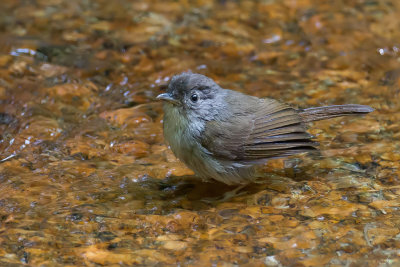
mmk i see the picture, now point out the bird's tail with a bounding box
[299,104,374,123]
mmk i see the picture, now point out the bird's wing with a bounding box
[200,92,317,162]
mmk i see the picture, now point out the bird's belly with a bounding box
[169,136,256,185]
[167,131,214,179]
[163,108,255,184]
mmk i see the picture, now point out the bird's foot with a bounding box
[201,184,247,203]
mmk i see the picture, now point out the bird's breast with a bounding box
[163,106,203,163]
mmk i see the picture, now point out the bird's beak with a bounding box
[156,93,180,105]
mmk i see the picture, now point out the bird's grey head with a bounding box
[157,72,222,120]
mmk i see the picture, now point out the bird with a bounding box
[157,72,374,185]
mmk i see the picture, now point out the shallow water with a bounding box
[0,0,399,266]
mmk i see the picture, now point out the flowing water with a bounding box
[0,0,399,266]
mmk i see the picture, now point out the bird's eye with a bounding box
[190,93,199,102]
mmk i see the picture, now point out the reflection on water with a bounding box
[0,0,399,265]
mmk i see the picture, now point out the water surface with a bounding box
[0,0,399,266]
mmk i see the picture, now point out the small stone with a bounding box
[265,256,280,266]
[162,240,187,250]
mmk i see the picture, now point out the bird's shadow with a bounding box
[107,155,325,215]
[127,166,315,210]
[114,153,372,213]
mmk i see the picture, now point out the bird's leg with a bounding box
[202,184,248,203]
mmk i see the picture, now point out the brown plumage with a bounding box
[201,90,373,165]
